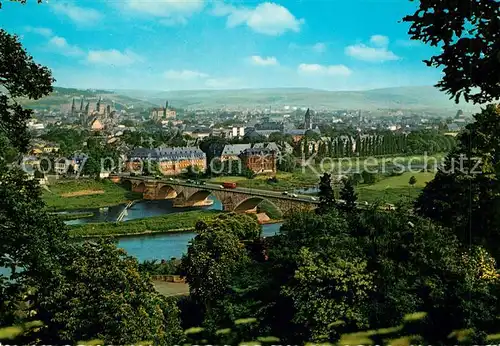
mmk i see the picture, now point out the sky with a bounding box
[1,0,444,91]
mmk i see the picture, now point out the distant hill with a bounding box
[18,87,157,110]
[112,86,479,112]
[20,86,480,114]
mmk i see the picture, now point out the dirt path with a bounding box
[60,190,105,197]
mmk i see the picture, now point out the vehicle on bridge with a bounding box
[222,182,237,189]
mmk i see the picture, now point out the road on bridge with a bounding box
[127,175,320,204]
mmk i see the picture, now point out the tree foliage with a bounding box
[338,177,357,213]
[0,29,53,152]
[34,241,183,345]
[317,173,336,214]
[402,0,500,104]
[415,105,500,260]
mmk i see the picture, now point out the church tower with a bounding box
[304,108,312,130]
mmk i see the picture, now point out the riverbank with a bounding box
[68,210,221,238]
[69,210,283,238]
[53,212,94,221]
[43,179,142,211]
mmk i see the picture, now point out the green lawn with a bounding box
[43,179,142,211]
[68,210,221,238]
[357,172,436,204]
[208,172,319,192]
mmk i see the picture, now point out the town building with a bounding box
[151,101,177,122]
[126,147,206,176]
[239,148,277,175]
[231,126,245,138]
[304,108,312,130]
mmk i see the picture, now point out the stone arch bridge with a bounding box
[112,176,318,215]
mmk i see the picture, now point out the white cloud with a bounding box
[125,0,204,25]
[48,36,84,56]
[249,55,279,66]
[212,2,303,35]
[345,35,400,62]
[164,69,209,80]
[298,63,352,76]
[205,77,240,88]
[312,42,327,53]
[87,49,142,66]
[370,35,389,47]
[24,26,53,37]
[51,3,102,25]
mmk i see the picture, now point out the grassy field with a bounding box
[207,154,443,194]
[68,210,221,237]
[43,180,142,211]
[356,171,436,204]
[208,172,319,191]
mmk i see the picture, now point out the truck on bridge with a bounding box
[222,182,237,189]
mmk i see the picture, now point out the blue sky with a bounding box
[2,0,443,91]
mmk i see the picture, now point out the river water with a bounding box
[117,223,282,262]
[64,196,223,225]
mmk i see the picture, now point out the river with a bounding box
[117,223,282,262]
[64,195,223,225]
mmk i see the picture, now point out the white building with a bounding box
[231,126,245,138]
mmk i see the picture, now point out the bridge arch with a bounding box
[186,190,213,204]
[121,179,132,191]
[135,182,146,193]
[233,196,282,216]
[157,184,177,199]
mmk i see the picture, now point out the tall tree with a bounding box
[339,177,358,213]
[316,173,336,214]
[402,0,500,104]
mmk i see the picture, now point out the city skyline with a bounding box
[2,0,443,91]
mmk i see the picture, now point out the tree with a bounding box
[361,170,377,185]
[180,214,259,332]
[0,28,64,329]
[0,29,53,152]
[277,154,296,173]
[316,173,336,214]
[281,247,373,342]
[339,177,357,213]
[408,175,417,199]
[402,0,500,104]
[415,105,500,260]
[34,240,183,345]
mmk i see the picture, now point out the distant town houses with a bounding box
[126,147,206,176]
[212,142,282,175]
[29,140,60,155]
[150,101,177,123]
[239,147,277,175]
